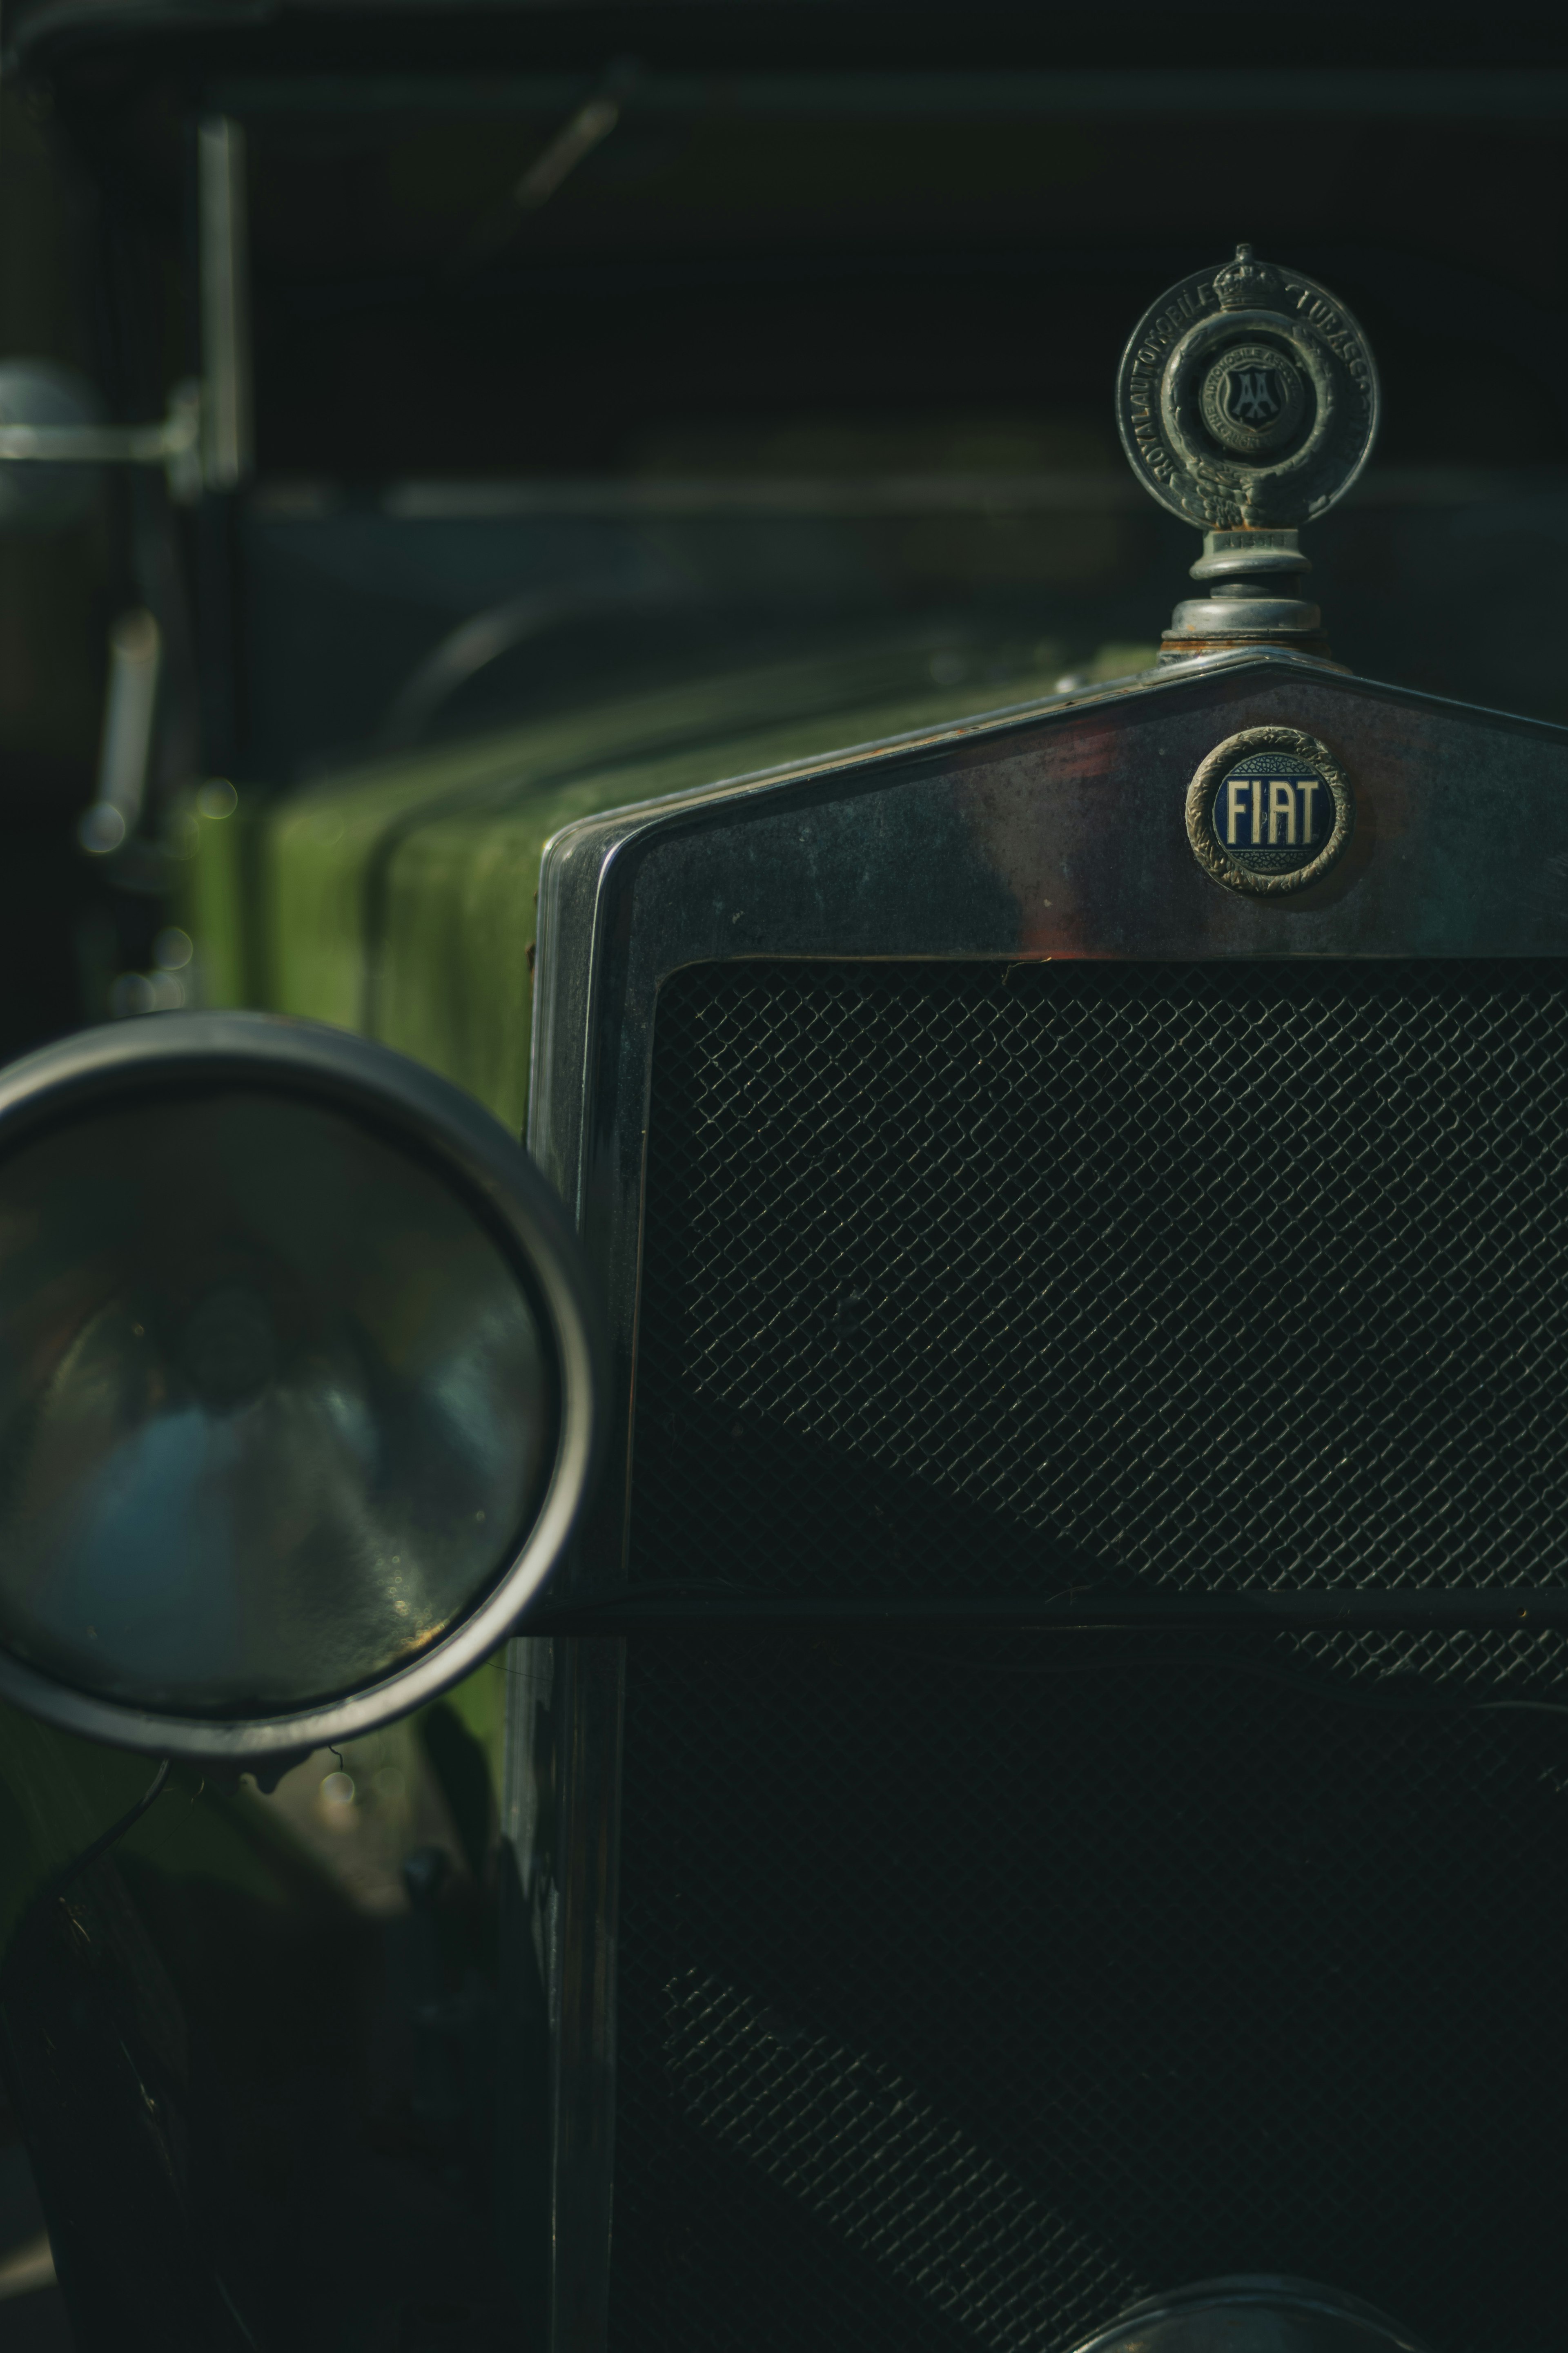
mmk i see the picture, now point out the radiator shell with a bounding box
[525,647,1568,2353]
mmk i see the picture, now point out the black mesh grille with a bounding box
[630,959,1568,1605]
[607,1633,1568,2353]
[610,959,1568,2353]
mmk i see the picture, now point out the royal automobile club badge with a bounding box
[1185,726,1353,895]
[1114,244,1378,531]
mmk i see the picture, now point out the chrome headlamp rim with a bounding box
[0,1009,601,1763]
[1063,2275,1434,2353]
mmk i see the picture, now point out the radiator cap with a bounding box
[1114,245,1380,661]
[1065,2278,1432,2353]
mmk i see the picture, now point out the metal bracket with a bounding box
[528,1584,1568,1634]
[0,115,250,507]
[0,379,205,502]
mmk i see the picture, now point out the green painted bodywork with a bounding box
[187,633,1143,1124]
[1,627,1148,1953]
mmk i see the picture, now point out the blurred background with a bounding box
[2,38,1568,1067]
[0,84,120,1066]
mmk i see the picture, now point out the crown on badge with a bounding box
[1214,243,1283,312]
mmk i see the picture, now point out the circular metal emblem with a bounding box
[1116,245,1379,530]
[1186,726,1353,895]
[1199,342,1305,457]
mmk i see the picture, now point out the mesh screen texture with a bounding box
[630,959,1568,1610]
[607,1634,1568,2353]
[613,961,1568,2352]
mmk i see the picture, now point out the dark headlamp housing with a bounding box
[0,1012,601,1765]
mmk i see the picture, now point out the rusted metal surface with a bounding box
[1160,629,1336,660]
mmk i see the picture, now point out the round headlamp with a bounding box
[0,1013,599,1763]
[1065,2277,1431,2353]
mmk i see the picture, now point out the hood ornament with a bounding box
[1115,245,1379,663]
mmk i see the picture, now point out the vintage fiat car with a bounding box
[2,8,1568,2353]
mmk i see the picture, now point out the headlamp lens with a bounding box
[0,1087,557,1717]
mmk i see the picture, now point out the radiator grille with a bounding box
[606,1633,1568,2353]
[610,959,1568,2353]
[630,959,1568,1607]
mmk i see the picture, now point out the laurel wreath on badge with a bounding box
[1115,247,1379,534]
[1185,725,1354,897]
